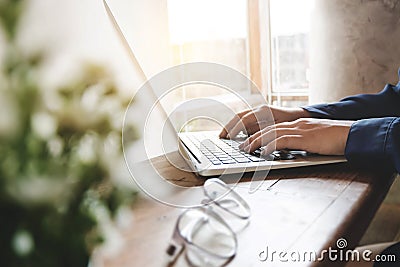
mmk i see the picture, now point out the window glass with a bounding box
[167,0,249,99]
[270,0,314,93]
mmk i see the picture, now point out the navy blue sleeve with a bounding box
[302,68,400,120]
[345,117,400,173]
[301,68,400,173]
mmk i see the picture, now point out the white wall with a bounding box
[310,0,400,104]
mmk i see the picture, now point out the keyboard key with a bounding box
[251,149,262,157]
[188,135,268,165]
[221,159,236,164]
[216,156,231,160]
[232,155,248,160]
[234,158,251,163]
[248,156,266,162]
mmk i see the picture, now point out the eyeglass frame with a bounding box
[166,178,251,266]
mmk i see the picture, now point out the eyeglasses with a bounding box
[166,178,251,267]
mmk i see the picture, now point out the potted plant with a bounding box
[0,1,138,266]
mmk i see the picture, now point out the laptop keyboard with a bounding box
[186,134,266,165]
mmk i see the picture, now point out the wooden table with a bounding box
[94,151,396,267]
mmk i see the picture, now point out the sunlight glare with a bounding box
[167,0,247,44]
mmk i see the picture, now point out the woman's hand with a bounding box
[239,118,354,156]
[219,105,311,139]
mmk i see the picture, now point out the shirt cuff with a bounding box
[345,117,399,171]
[302,104,335,119]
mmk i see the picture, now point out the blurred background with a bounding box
[1,0,400,266]
[0,1,138,266]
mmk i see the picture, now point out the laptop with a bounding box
[103,0,346,177]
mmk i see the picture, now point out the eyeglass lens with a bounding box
[178,208,236,266]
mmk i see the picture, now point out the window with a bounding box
[166,0,249,101]
[164,0,314,130]
[268,0,314,107]
[165,0,253,131]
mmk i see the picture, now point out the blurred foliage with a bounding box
[0,1,138,266]
[0,0,25,40]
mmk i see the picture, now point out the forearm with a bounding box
[303,83,400,120]
[302,68,400,120]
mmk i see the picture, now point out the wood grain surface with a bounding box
[93,151,396,267]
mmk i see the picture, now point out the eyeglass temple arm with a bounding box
[166,213,208,260]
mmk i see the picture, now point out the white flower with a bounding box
[12,230,34,256]
[47,137,64,157]
[81,84,102,112]
[7,175,70,205]
[77,134,98,164]
[43,91,63,113]
[31,112,57,140]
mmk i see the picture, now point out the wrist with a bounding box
[269,105,312,123]
[289,107,311,121]
[297,108,312,118]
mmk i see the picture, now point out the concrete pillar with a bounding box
[310,0,400,104]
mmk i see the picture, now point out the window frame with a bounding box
[248,0,310,106]
[166,0,310,111]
